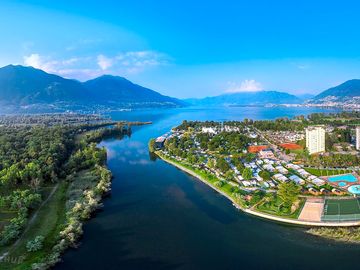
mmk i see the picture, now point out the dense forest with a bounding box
[0,118,129,269]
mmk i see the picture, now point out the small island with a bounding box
[150,112,360,243]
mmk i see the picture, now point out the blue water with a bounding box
[348,185,360,195]
[338,182,347,187]
[328,174,357,183]
[56,106,360,270]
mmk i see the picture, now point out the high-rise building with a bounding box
[356,126,360,150]
[305,126,325,154]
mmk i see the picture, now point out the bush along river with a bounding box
[56,107,360,270]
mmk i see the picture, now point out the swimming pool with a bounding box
[338,181,347,187]
[328,174,357,183]
[348,185,360,195]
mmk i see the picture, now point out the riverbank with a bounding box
[0,125,129,269]
[156,152,360,228]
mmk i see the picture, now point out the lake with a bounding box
[56,106,360,270]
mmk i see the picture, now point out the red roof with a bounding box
[248,145,268,153]
[279,143,302,150]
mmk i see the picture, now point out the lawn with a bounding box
[256,197,305,219]
[0,208,17,232]
[305,168,352,177]
[0,182,68,270]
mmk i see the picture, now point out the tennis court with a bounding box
[322,198,360,221]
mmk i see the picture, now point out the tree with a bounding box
[259,170,271,180]
[148,138,156,152]
[277,181,301,207]
[26,235,45,252]
[242,167,253,180]
[216,158,230,173]
[225,170,234,181]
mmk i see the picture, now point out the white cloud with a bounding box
[22,50,170,80]
[115,50,169,73]
[226,79,263,93]
[23,53,58,73]
[97,54,113,70]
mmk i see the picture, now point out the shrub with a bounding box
[26,235,45,252]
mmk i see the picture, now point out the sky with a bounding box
[1,0,360,98]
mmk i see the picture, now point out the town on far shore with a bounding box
[150,111,360,228]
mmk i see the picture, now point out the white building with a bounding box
[305,126,325,154]
[356,126,360,150]
[201,127,216,134]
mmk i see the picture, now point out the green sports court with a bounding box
[322,198,360,222]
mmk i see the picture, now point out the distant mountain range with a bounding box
[0,64,359,113]
[184,91,303,106]
[0,65,184,112]
[311,79,360,102]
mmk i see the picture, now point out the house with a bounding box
[312,178,325,186]
[273,173,288,182]
[275,165,288,174]
[155,136,166,148]
[259,149,276,160]
[289,175,305,185]
[201,127,217,134]
[263,164,275,172]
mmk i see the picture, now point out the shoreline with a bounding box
[157,153,360,228]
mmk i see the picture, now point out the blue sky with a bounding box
[1,0,360,98]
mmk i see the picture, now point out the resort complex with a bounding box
[151,114,360,227]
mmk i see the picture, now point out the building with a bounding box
[155,136,166,149]
[258,149,276,160]
[305,126,325,154]
[356,126,360,150]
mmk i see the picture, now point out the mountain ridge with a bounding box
[0,65,184,111]
[312,79,360,102]
[184,90,303,106]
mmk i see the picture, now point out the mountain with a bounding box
[0,65,87,105]
[185,91,302,106]
[313,79,360,102]
[83,75,184,106]
[0,65,183,112]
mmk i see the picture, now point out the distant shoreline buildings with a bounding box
[306,125,326,154]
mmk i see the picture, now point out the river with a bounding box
[56,106,360,270]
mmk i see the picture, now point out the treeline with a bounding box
[31,143,113,269]
[253,118,305,131]
[0,126,74,188]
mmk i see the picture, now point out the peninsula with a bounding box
[150,112,360,242]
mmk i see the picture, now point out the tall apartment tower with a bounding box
[356,126,360,150]
[305,126,326,154]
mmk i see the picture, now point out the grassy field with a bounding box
[0,182,68,270]
[0,169,100,269]
[322,198,360,222]
[305,168,352,177]
[256,197,305,219]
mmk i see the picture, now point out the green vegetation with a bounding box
[277,181,301,207]
[0,118,128,269]
[304,168,352,177]
[148,138,156,153]
[256,196,305,219]
[242,167,253,180]
[308,227,360,243]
